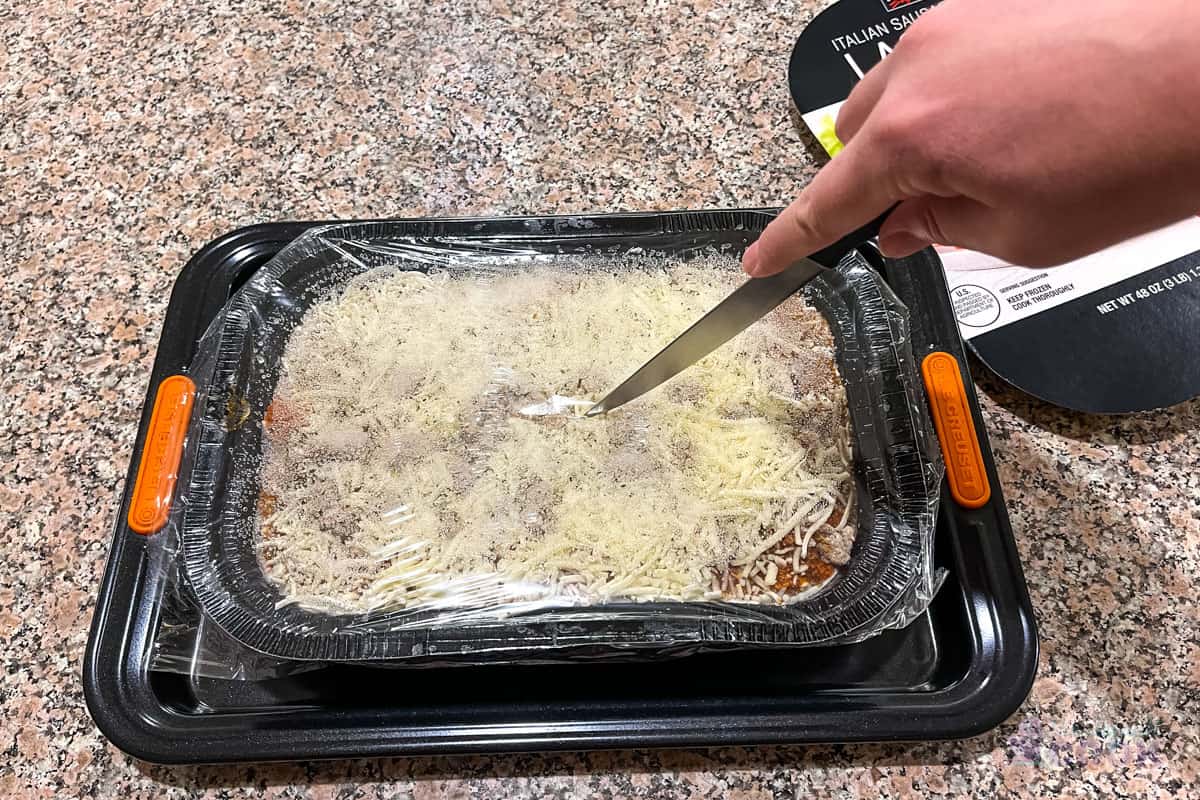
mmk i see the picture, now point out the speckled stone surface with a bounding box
[3,0,1199,797]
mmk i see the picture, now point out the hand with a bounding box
[743,0,1200,277]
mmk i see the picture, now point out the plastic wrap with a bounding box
[157,215,944,666]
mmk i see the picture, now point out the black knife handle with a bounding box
[807,206,898,268]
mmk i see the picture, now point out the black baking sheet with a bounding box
[83,212,1037,763]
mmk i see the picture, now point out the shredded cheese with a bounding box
[258,254,855,613]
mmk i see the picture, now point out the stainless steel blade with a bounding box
[586,257,827,416]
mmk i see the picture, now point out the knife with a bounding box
[586,211,893,416]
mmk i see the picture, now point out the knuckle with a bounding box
[914,146,958,194]
[872,115,931,190]
[872,107,926,154]
[898,5,947,50]
[893,25,924,53]
[873,106,959,194]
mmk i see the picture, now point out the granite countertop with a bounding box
[3,0,1198,797]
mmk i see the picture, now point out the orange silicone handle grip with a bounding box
[127,375,196,534]
[921,352,991,509]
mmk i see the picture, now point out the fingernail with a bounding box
[742,242,761,276]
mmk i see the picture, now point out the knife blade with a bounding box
[585,210,893,416]
[585,257,826,416]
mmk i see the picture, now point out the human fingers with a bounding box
[744,138,902,277]
[834,55,895,143]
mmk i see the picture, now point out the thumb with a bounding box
[877,196,994,258]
